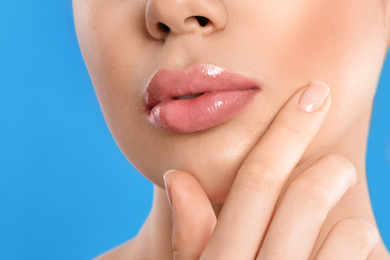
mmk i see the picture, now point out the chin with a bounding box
[140,130,263,202]
[181,154,245,203]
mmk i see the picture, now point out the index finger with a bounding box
[201,81,331,259]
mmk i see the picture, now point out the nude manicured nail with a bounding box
[299,81,330,112]
[163,170,175,210]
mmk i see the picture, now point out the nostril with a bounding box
[158,22,170,33]
[156,16,210,36]
[194,16,209,27]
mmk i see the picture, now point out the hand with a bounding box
[163,81,379,260]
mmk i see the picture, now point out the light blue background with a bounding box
[1,1,389,259]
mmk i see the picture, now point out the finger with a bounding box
[202,81,331,259]
[164,170,217,260]
[315,218,379,260]
[256,155,357,260]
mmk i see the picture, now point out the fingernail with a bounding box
[299,81,330,112]
[163,170,175,210]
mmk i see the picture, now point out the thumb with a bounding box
[164,170,217,260]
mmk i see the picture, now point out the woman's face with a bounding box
[73,0,389,201]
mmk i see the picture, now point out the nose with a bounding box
[145,0,227,40]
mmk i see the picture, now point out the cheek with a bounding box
[245,0,387,128]
[74,0,156,152]
[241,0,386,80]
[74,0,149,117]
[74,0,389,202]
[269,0,387,161]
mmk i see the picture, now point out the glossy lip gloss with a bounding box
[145,64,261,133]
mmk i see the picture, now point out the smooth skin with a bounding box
[162,82,377,260]
[72,0,390,259]
[93,82,385,260]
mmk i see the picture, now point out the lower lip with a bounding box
[148,89,259,133]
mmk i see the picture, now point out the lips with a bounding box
[145,64,260,133]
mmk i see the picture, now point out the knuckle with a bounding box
[320,154,350,166]
[276,112,308,140]
[319,154,356,179]
[334,218,379,251]
[288,154,356,210]
[288,177,331,210]
[316,154,357,188]
[236,164,280,194]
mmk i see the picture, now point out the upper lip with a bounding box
[145,64,260,110]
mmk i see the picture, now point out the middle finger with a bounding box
[202,81,331,259]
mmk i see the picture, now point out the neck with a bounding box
[135,108,389,259]
[132,185,174,259]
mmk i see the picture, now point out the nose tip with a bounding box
[145,0,227,40]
